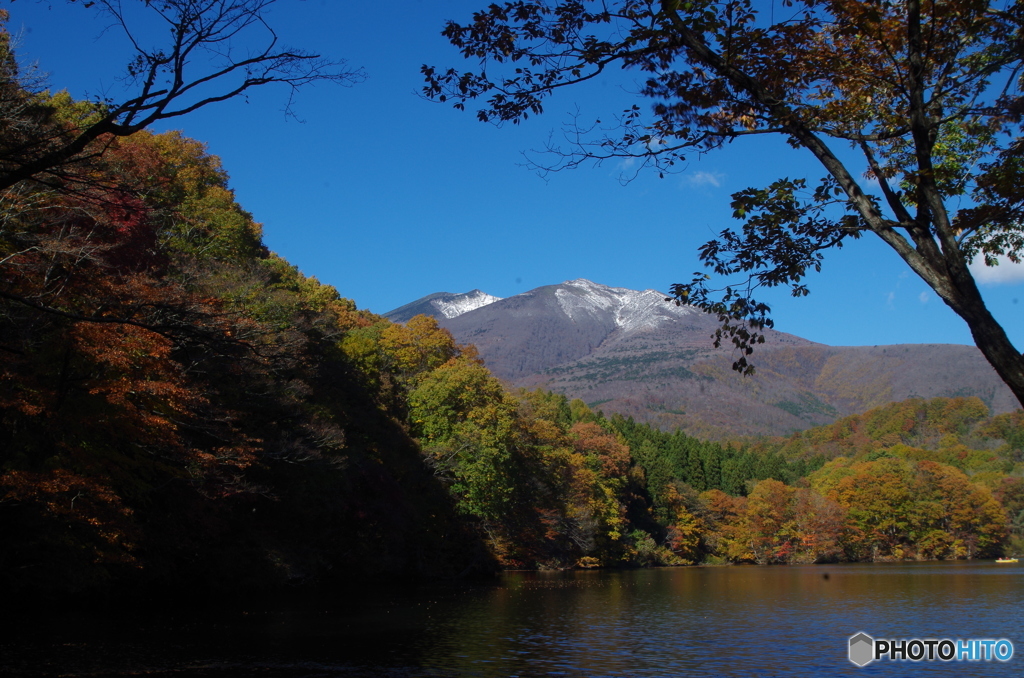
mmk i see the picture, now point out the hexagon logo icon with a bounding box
[849,632,874,667]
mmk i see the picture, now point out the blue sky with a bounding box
[9,0,1023,348]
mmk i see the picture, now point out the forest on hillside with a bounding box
[3,14,1024,604]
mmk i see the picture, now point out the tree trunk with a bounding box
[941,282,1024,409]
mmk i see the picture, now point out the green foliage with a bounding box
[978,411,1024,460]
[43,89,109,129]
[569,398,598,423]
[518,389,573,429]
[773,392,839,420]
[752,397,1019,475]
[380,315,460,378]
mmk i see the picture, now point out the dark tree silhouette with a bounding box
[1,0,363,191]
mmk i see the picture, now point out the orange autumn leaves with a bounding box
[680,456,1007,565]
[384,329,1014,568]
[1,109,281,587]
[812,456,1007,560]
[393,337,1019,568]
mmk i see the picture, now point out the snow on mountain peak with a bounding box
[556,279,694,331]
[433,289,502,319]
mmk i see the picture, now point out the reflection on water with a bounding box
[4,561,1023,677]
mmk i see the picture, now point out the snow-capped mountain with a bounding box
[389,279,695,335]
[434,290,503,319]
[553,279,695,333]
[385,279,1016,438]
[384,289,501,323]
[391,279,803,381]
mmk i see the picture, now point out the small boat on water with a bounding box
[996,558,1019,563]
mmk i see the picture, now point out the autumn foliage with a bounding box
[2,20,1024,602]
[0,55,483,597]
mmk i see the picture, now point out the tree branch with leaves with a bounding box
[424,0,1024,406]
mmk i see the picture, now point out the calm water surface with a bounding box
[4,561,1023,677]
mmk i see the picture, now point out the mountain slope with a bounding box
[388,280,1018,438]
[529,340,1016,438]
[439,279,814,379]
[385,289,501,323]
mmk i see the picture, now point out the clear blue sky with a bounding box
[10,0,1024,348]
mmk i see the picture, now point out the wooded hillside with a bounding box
[2,17,1023,604]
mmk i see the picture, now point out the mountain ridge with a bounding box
[384,289,502,323]
[385,280,1017,438]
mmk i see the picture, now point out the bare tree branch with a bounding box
[0,0,364,192]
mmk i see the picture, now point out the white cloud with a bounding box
[684,171,724,188]
[970,254,1024,285]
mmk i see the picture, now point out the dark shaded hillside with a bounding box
[0,89,490,599]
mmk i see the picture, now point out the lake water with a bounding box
[4,561,1023,677]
